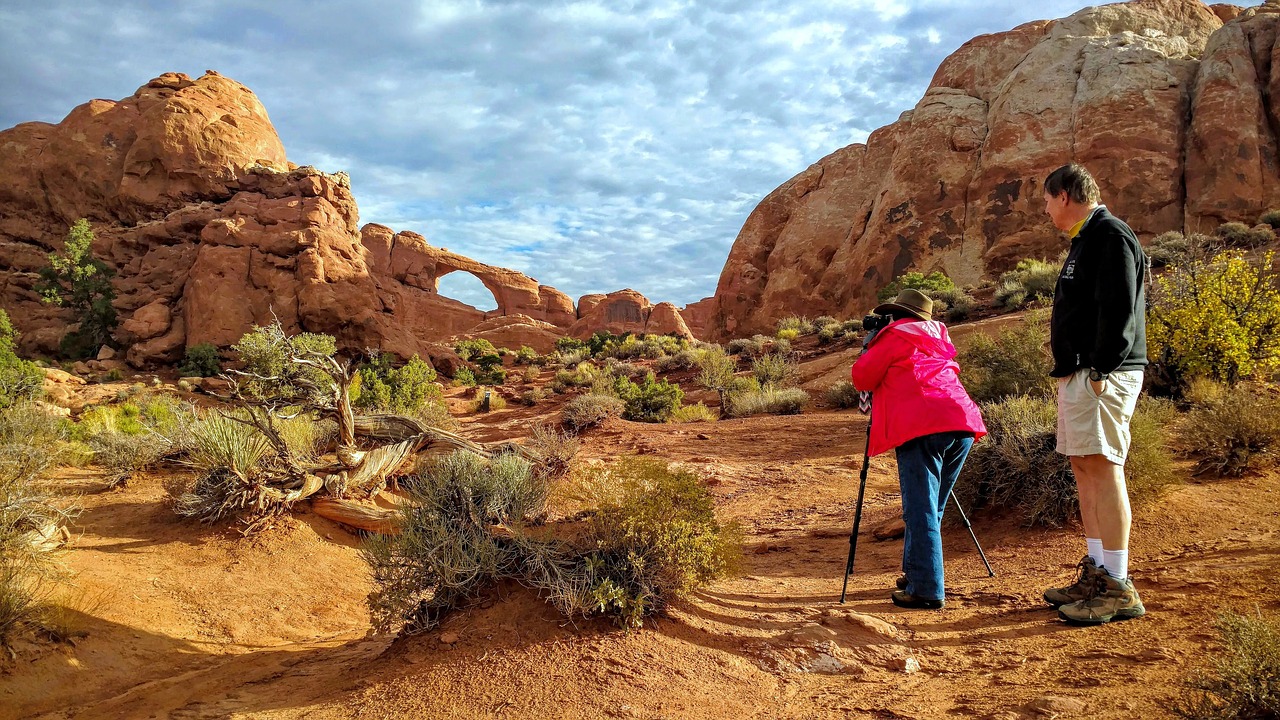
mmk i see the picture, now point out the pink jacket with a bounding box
[850,319,987,457]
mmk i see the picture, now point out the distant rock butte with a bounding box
[708,0,1280,339]
[0,71,687,366]
[567,290,694,341]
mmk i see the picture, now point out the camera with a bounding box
[862,313,891,332]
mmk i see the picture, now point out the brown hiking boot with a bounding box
[1058,572,1146,625]
[1043,555,1103,608]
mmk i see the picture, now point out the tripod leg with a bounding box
[841,423,873,604]
[949,491,995,577]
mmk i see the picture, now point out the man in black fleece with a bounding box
[1040,163,1148,625]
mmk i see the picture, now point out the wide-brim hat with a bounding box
[873,288,933,322]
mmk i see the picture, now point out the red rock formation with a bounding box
[455,314,563,354]
[566,289,694,340]
[710,0,1278,339]
[679,296,717,340]
[0,71,581,368]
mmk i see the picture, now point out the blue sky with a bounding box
[0,0,1091,310]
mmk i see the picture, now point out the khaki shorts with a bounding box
[1056,368,1144,465]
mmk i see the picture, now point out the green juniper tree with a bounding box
[37,219,117,359]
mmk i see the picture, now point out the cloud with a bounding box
[0,0,1089,310]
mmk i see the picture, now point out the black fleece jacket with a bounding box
[1049,206,1148,378]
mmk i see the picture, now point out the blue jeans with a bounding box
[894,431,974,601]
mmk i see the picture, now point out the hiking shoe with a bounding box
[1058,573,1146,625]
[891,590,944,610]
[895,574,908,590]
[1043,555,1104,608]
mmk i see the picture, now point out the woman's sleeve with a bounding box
[851,333,903,391]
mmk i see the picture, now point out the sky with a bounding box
[0,0,1091,311]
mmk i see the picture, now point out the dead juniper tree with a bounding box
[175,320,533,533]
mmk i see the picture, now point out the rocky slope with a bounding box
[708,0,1278,339]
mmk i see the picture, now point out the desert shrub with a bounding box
[727,337,764,357]
[454,338,497,362]
[36,219,117,359]
[655,348,702,372]
[826,380,862,409]
[552,347,592,367]
[178,343,221,378]
[1217,221,1275,249]
[957,309,1054,402]
[520,387,551,406]
[603,358,645,379]
[414,400,457,431]
[671,403,717,423]
[1148,251,1280,393]
[0,404,78,644]
[471,353,507,386]
[777,316,815,335]
[468,386,507,413]
[0,311,43,409]
[813,316,838,328]
[612,372,684,423]
[994,258,1060,310]
[102,368,124,382]
[527,424,579,485]
[752,353,797,388]
[955,394,1174,526]
[1181,381,1280,476]
[1260,209,1280,231]
[78,394,199,487]
[927,286,978,322]
[569,458,741,628]
[1171,610,1280,719]
[1149,231,1193,269]
[172,414,275,525]
[727,386,810,417]
[364,451,546,634]
[695,346,737,415]
[520,365,540,383]
[818,318,863,346]
[555,337,586,353]
[353,353,442,415]
[515,346,540,365]
[562,394,625,431]
[878,271,954,303]
[452,367,478,387]
[776,328,799,342]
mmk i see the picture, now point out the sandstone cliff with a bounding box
[709,0,1280,339]
[0,71,576,366]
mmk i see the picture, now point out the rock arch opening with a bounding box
[436,270,499,312]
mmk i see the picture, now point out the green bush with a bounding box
[994,258,1059,310]
[927,286,978,322]
[555,337,587,354]
[36,219,117,359]
[178,343,221,378]
[955,394,1175,526]
[655,348,702,372]
[957,309,1054,403]
[0,310,44,409]
[82,395,199,487]
[1148,251,1280,392]
[515,346,540,365]
[454,338,498,362]
[1172,610,1280,719]
[354,353,442,414]
[1260,209,1280,231]
[613,372,684,423]
[520,365,540,383]
[818,319,863,346]
[695,346,737,416]
[1217,221,1275,249]
[752,353,796,388]
[727,337,763,357]
[453,367,477,387]
[233,322,338,406]
[520,387,551,406]
[878,270,954,303]
[1181,381,1280,476]
[726,386,810,417]
[468,386,507,413]
[562,394,625,431]
[826,380,862,409]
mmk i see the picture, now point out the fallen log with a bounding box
[311,497,400,535]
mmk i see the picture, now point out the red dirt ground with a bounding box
[3,343,1279,719]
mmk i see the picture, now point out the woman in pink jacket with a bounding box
[851,289,987,610]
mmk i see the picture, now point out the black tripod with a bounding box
[839,412,995,604]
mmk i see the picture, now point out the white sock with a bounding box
[1086,538,1103,565]
[1102,549,1128,579]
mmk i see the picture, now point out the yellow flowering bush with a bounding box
[1148,251,1280,390]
